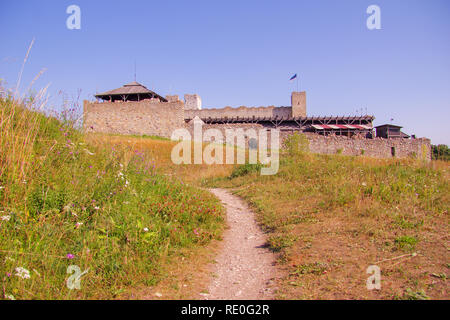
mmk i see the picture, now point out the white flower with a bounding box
[143,227,149,232]
[94,206,100,210]
[15,267,31,279]
[362,182,367,186]
[125,180,129,187]
[5,294,15,300]
[75,222,83,228]
[0,186,4,189]
[1,215,11,221]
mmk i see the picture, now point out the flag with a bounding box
[289,74,297,81]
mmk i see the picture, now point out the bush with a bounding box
[230,163,262,178]
[283,133,309,156]
[432,144,450,161]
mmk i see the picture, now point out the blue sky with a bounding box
[1,0,449,144]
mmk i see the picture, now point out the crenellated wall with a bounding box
[83,92,431,161]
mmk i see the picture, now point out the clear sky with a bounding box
[1,0,449,144]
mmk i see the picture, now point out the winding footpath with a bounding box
[201,188,279,300]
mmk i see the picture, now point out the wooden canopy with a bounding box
[95,81,167,102]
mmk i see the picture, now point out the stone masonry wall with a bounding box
[83,100,184,138]
[184,122,431,161]
[300,132,431,160]
[83,100,431,161]
[185,106,292,119]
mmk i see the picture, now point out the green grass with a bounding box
[0,96,224,299]
[394,236,418,251]
[205,138,449,299]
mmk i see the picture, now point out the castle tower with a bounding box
[184,94,202,110]
[291,91,306,118]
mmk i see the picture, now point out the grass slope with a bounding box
[0,97,224,299]
[206,135,449,299]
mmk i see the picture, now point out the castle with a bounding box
[83,81,431,160]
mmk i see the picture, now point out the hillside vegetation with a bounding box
[1,94,448,300]
[206,134,449,299]
[0,96,224,299]
[84,132,449,299]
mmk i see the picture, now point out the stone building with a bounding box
[83,81,431,161]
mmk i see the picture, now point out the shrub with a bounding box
[229,163,262,178]
[283,133,309,156]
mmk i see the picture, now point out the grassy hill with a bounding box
[1,94,448,300]
[206,135,449,299]
[0,96,224,299]
[85,132,449,299]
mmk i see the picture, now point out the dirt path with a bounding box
[201,188,279,300]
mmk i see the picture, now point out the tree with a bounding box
[432,144,450,161]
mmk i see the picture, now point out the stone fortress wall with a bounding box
[183,121,431,161]
[83,91,431,161]
[83,99,184,137]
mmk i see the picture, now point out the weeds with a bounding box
[0,95,224,299]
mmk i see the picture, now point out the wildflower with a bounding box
[193,229,199,236]
[143,227,149,232]
[1,215,11,221]
[75,222,83,228]
[94,206,100,210]
[66,253,75,259]
[15,267,31,279]
[6,272,11,277]
[361,182,367,186]
[5,294,15,300]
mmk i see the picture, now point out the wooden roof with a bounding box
[375,124,403,129]
[95,81,167,102]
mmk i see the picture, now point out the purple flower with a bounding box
[6,272,11,277]
[66,253,75,259]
